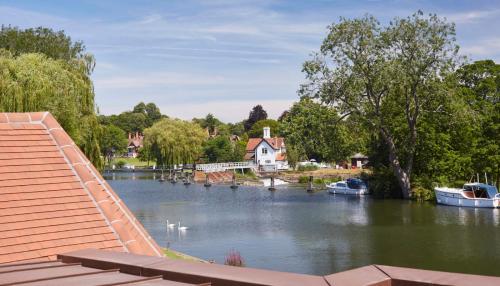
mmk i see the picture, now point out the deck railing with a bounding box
[196,162,256,172]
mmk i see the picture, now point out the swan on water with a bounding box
[166,220,175,228]
[178,221,188,231]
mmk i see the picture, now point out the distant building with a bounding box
[127,132,144,157]
[351,153,368,168]
[245,127,288,171]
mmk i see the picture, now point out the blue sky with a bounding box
[1,0,499,122]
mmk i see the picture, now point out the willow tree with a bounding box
[301,12,459,198]
[144,118,206,168]
[0,50,103,169]
[0,26,103,169]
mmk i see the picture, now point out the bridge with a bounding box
[196,162,256,173]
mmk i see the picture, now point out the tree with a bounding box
[203,137,233,163]
[0,50,103,169]
[0,26,102,169]
[0,26,86,62]
[145,102,162,125]
[247,119,282,138]
[133,102,146,114]
[281,98,354,162]
[143,118,206,167]
[244,105,268,131]
[100,125,128,166]
[301,12,459,198]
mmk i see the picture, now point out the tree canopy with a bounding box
[301,11,459,198]
[244,105,268,131]
[248,119,282,138]
[143,118,206,167]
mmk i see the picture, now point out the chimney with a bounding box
[263,127,271,139]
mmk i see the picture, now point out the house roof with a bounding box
[0,112,163,265]
[1,248,495,286]
[246,137,285,152]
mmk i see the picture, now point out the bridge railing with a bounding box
[196,162,256,172]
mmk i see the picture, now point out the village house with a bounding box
[127,131,144,157]
[245,127,288,172]
[0,112,497,285]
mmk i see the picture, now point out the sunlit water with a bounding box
[105,172,500,276]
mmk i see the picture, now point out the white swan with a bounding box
[166,220,175,228]
[178,221,188,231]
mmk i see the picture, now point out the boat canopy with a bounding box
[346,178,367,190]
[464,183,499,199]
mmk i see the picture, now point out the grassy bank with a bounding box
[110,157,150,168]
[163,248,207,262]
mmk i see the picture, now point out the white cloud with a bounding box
[444,9,500,24]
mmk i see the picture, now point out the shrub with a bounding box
[116,159,126,169]
[411,186,435,201]
[298,176,310,184]
[224,250,245,267]
[297,164,319,171]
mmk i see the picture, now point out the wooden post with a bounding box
[268,176,276,191]
[307,176,314,192]
[230,172,238,189]
[204,173,211,187]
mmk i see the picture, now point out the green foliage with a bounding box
[301,11,459,198]
[115,160,126,169]
[247,119,281,138]
[100,102,165,134]
[203,137,246,163]
[100,124,127,165]
[244,105,267,131]
[144,118,206,166]
[281,98,355,162]
[298,176,310,184]
[0,26,86,62]
[297,164,319,172]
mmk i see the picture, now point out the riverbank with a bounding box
[163,248,208,263]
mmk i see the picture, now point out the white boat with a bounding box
[434,183,500,208]
[326,178,368,195]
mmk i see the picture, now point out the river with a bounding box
[104,172,500,276]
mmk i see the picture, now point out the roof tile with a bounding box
[0,112,163,264]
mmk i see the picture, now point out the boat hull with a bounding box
[327,186,369,195]
[434,188,500,208]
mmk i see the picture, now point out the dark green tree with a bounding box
[301,12,459,198]
[244,105,268,131]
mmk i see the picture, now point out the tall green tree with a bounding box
[99,125,128,166]
[281,98,354,162]
[0,26,102,169]
[244,105,268,131]
[248,119,282,138]
[301,12,459,198]
[143,118,206,167]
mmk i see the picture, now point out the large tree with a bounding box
[143,118,206,167]
[248,119,281,138]
[301,12,459,198]
[99,125,128,166]
[281,98,355,162]
[244,105,268,131]
[0,26,103,169]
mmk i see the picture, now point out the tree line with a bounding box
[1,11,497,199]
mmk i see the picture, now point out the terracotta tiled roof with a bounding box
[0,112,163,265]
[245,137,285,152]
[275,153,286,161]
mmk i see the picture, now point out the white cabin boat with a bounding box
[326,178,368,195]
[434,183,500,208]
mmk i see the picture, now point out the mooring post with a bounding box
[204,173,211,187]
[231,172,238,189]
[307,176,314,192]
[268,176,276,191]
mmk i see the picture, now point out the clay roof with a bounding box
[275,153,286,161]
[0,112,163,265]
[246,137,285,152]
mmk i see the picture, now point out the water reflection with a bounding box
[106,172,500,276]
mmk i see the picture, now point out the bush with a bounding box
[411,186,435,201]
[224,250,244,267]
[116,159,126,169]
[297,164,319,171]
[298,176,310,184]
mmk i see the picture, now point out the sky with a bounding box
[1,0,499,122]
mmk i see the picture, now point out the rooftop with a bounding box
[0,112,162,264]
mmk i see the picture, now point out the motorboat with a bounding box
[434,183,500,208]
[326,178,368,195]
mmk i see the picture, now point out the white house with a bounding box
[245,127,288,172]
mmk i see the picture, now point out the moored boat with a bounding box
[434,183,500,208]
[326,178,368,195]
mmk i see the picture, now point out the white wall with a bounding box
[255,141,276,166]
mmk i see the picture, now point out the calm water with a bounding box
[105,172,500,276]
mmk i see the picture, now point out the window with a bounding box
[262,148,268,154]
[265,160,271,164]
